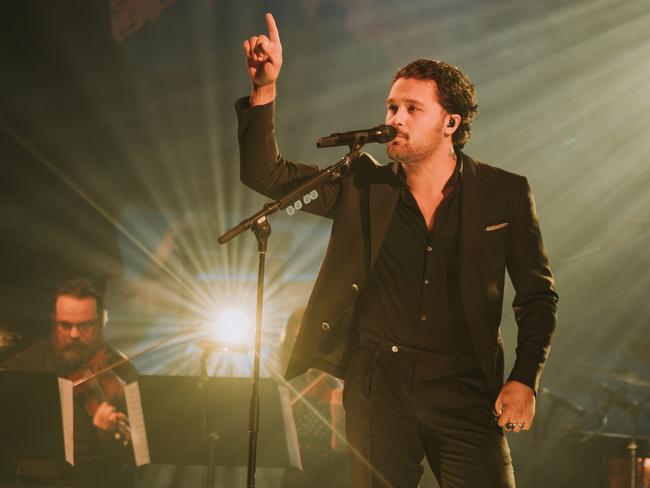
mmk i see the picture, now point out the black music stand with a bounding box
[137,375,301,468]
[0,371,69,465]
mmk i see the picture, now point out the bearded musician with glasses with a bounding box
[1,277,137,488]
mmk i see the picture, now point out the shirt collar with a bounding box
[394,151,464,188]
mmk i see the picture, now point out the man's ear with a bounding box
[444,114,461,135]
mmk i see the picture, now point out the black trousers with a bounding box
[343,341,516,488]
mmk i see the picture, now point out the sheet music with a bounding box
[57,377,74,466]
[124,381,150,466]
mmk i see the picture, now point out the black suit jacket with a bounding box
[236,98,558,398]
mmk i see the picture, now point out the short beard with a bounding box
[386,123,444,164]
[58,342,95,370]
[387,143,433,165]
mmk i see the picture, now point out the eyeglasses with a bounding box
[56,320,100,334]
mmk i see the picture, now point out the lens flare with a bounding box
[205,307,252,347]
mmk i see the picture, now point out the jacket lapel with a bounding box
[368,162,400,275]
[460,154,492,260]
[459,154,501,395]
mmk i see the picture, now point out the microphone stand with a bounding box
[217,140,366,488]
[217,144,362,245]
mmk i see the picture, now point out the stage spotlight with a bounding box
[205,307,253,348]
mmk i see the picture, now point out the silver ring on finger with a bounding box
[505,421,525,431]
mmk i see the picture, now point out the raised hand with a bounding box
[243,13,282,105]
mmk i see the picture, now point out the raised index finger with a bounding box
[265,13,280,43]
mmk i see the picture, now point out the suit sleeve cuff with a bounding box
[507,362,542,395]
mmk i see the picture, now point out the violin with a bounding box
[60,326,196,447]
[68,345,132,445]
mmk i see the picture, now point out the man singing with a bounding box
[2,278,136,488]
[236,13,558,488]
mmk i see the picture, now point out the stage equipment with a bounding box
[316,124,396,148]
[218,133,374,487]
[584,367,650,389]
[578,378,650,488]
[197,339,248,488]
[0,371,70,464]
[136,374,300,469]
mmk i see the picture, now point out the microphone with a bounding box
[317,124,397,148]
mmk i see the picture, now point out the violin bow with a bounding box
[73,324,201,388]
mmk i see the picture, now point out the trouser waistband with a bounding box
[358,335,481,368]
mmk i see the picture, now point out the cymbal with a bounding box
[582,366,650,388]
[579,431,650,453]
[580,430,650,442]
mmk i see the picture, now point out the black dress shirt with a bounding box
[357,157,475,355]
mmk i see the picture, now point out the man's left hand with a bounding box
[494,380,535,433]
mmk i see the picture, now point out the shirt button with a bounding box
[424,279,430,285]
[391,345,399,352]
[351,283,359,293]
[321,322,331,331]
[426,246,433,252]
[421,315,427,321]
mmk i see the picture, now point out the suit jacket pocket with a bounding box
[477,222,509,265]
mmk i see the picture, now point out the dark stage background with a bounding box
[2,0,650,486]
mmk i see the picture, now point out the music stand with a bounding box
[197,340,251,488]
[136,375,301,469]
[0,371,69,465]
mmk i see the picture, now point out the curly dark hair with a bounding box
[393,59,478,149]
